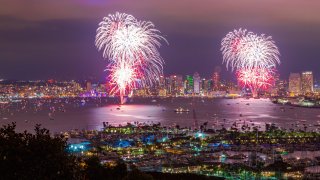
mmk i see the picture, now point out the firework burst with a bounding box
[110,21,166,66]
[221,28,247,71]
[237,68,275,96]
[221,29,280,71]
[95,12,167,103]
[238,33,280,69]
[95,12,137,60]
[107,62,138,95]
[221,28,280,97]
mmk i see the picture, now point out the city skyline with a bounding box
[3,2,320,179]
[1,1,320,80]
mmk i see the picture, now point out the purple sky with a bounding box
[1,0,320,81]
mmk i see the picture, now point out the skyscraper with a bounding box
[193,72,201,94]
[288,73,301,95]
[301,71,314,94]
[169,75,183,95]
[201,79,212,95]
[212,66,221,90]
[86,81,92,92]
[159,75,165,88]
[185,75,194,94]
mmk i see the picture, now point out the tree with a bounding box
[0,122,81,180]
[83,156,109,180]
[124,165,153,180]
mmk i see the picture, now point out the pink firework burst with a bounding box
[237,68,275,96]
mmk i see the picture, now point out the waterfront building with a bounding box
[301,71,314,94]
[276,80,288,96]
[201,79,212,95]
[193,72,201,94]
[288,73,301,96]
[158,89,167,97]
[175,75,184,95]
[169,75,183,96]
[86,81,92,92]
[159,75,165,88]
[212,66,221,90]
[164,76,171,95]
[185,75,194,94]
[314,78,320,93]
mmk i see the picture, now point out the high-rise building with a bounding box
[164,76,171,94]
[86,81,92,92]
[169,75,183,95]
[212,66,221,90]
[159,75,165,88]
[193,72,201,94]
[288,73,301,95]
[276,80,288,96]
[301,71,313,94]
[185,75,193,94]
[201,79,212,95]
[314,78,320,93]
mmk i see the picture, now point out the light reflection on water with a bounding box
[1,98,320,133]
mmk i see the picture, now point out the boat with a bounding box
[212,114,217,118]
[174,107,190,113]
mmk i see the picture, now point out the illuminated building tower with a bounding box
[201,79,212,95]
[288,73,301,96]
[301,71,314,94]
[314,78,320,93]
[169,75,183,96]
[176,75,184,95]
[86,81,92,92]
[165,77,171,94]
[193,72,201,94]
[159,75,165,88]
[169,75,177,95]
[212,66,221,90]
[276,80,287,96]
[156,75,166,96]
[185,75,194,94]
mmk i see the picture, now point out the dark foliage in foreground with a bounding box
[148,172,224,180]
[0,122,80,180]
[0,123,224,180]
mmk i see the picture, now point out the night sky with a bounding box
[1,0,320,81]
